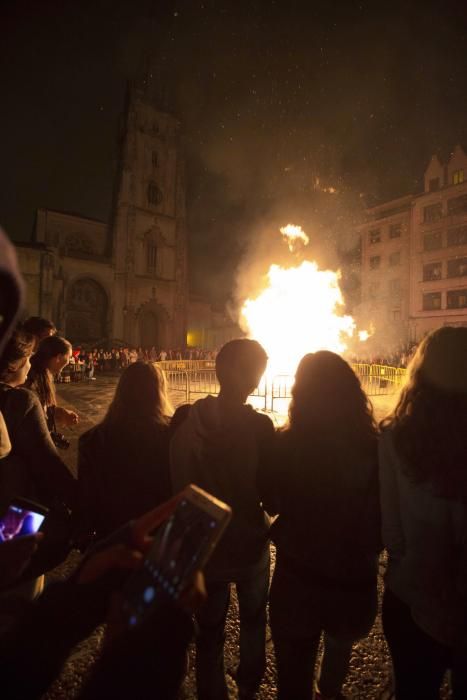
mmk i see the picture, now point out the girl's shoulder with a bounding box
[1,385,40,414]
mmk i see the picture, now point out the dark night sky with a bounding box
[2,0,467,302]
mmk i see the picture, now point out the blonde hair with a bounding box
[382,327,467,501]
[103,362,172,427]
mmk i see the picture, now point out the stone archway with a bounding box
[66,277,108,343]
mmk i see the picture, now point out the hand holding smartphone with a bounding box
[122,484,232,629]
[0,498,48,542]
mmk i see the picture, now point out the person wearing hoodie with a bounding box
[170,338,274,700]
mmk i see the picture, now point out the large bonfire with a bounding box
[240,224,369,376]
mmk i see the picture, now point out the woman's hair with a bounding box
[27,335,72,407]
[287,350,377,455]
[382,326,467,501]
[0,328,35,381]
[103,361,172,428]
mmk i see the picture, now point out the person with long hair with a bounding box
[0,328,75,511]
[260,351,380,700]
[76,362,173,544]
[379,326,467,699]
[25,335,78,431]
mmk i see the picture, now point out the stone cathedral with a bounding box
[16,79,188,348]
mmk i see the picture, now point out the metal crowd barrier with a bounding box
[155,363,268,409]
[351,364,406,396]
[157,361,406,411]
[157,360,216,372]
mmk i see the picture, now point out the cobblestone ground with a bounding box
[41,377,450,699]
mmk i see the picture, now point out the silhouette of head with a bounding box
[215,339,268,399]
[407,325,467,394]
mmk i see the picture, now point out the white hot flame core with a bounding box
[280,224,309,252]
[240,224,370,376]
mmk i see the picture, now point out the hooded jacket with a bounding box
[170,396,274,581]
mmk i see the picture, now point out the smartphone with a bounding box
[0,498,48,542]
[123,484,232,628]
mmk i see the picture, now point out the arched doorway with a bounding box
[140,310,159,348]
[66,278,108,343]
[138,303,169,348]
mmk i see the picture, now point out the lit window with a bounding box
[447,257,467,278]
[423,262,442,281]
[389,251,401,267]
[452,169,464,185]
[447,289,467,309]
[369,229,381,244]
[423,292,442,311]
[369,255,381,270]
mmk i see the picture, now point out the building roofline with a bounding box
[36,207,108,225]
[365,192,414,213]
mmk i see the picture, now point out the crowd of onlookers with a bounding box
[0,227,466,700]
[348,342,419,369]
[61,346,217,381]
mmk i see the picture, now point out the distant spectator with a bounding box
[25,335,79,431]
[22,317,56,351]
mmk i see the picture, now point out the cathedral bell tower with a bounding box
[110,68,187,348]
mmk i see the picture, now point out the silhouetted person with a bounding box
[380,326,467,699]
[76,362,173,545]
[171,338,274,700]
[0,329,75,513]
[261,351,380,700]
[21,317,56,351]
[25,335,78,432]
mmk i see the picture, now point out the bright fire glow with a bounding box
[240,224,369,376]
[280,224,309,251]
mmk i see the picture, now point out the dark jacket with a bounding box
[380,428,467,647]
[0,384,76,512]
[170,396,275,581]
[261,430,381,586]
[77,419,171,543]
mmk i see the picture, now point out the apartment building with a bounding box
[410,145,467,340]
[356,194,412,346]
[356,145,467,345]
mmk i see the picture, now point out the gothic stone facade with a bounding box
[16,84,188,349]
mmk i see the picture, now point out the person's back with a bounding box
[170,339,274,700]
[268,430,379,584]
[78,419,171,540]
[379,327,467,699]
[262,351,380,700]
[76,362,172,545]
[171,394,272,579]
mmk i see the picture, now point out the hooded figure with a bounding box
[170,339,274,700]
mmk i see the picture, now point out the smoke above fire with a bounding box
[238,223,370,375]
